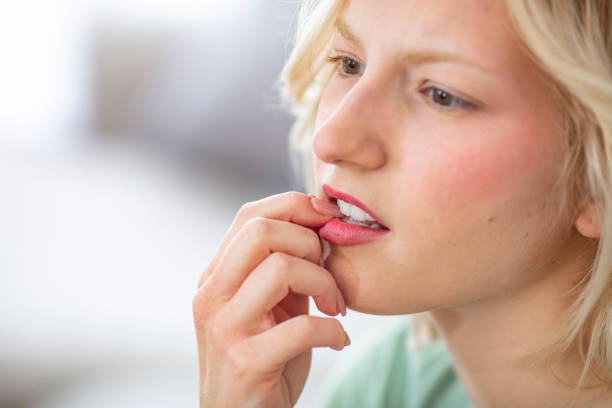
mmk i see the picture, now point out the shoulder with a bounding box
[319,317,471,408]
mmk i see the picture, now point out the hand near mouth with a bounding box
[193,191,349,408]
[310,196,344,218]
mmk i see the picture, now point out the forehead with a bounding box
[338,0,524,74]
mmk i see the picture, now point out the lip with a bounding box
[319,218,390,246]
[322,184,389,229]
[318,183,390,246]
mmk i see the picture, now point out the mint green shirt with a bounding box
[320,318,472,408]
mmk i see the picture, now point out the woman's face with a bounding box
[313,0,573,314]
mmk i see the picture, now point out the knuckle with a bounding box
[265,252,292,277]
[207,314,232,346]
[285,190,303,206]
[237,201,256,220]
[243,217,273,240]
[192,287,214,325]
[293,315,316,339]
[192,291,205,322]
[226,341,251,378]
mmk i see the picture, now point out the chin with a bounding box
[324,255,427,315]
[324,247,462,315]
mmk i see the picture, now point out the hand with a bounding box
[193,191,349,408]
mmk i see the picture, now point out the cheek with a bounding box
[413,121,562,215]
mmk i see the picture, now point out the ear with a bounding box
[574,201,601,239]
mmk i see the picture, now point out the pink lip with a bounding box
[319,218,390,246]
[318,183,390,246]
[322,184,389,229]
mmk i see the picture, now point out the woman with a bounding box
[193,0,612,406]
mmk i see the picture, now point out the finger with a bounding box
[207,217,323,298]
[230,253,340,326]
[277,291,309,317]
[198,191,338,288]
[244,315,350,369]
[272,303,293,325]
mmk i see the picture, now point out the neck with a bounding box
[427,233,611,408]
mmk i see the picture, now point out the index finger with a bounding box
[198,191,336,288]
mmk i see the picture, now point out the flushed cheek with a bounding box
[413,127,559,216]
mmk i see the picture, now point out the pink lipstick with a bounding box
[318,184,390,246]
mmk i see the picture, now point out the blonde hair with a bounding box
[280,0,612,393]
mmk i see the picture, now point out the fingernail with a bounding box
[344,332,351,347]
[311,197,343,217]
[336,289,347,317]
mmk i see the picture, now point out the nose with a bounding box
[312,76,389,170]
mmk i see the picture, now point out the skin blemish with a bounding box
[488,216,497,222]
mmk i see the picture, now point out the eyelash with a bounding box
[326,55,364,77]
[421,87,475,109]
[325,55,476,110]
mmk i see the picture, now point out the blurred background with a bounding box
[0,1,404,407]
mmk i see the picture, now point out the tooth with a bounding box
[344,218,370,227]
[350,206,370,221]
[337,199,377,222]
[337,199,352,217]
[342,218,384,229]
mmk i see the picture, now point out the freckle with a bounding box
[524,232,529,237]
[488,216,497,222]
[542,203,547,209]
[527,213,532,218]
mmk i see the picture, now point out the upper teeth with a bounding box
[337,199,377,222]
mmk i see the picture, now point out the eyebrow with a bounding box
[334,17,491,74]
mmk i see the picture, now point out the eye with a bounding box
[326,55,365,77]
[422,86,474,109]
